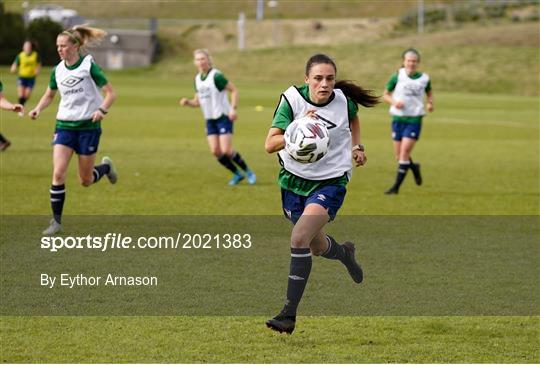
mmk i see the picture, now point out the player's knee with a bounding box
[79,176,93,187]
[290,231,309,248]
[52,171,66,184]
[211,148,222,157]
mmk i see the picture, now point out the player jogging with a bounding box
[11,40,41,116]
[29,25,117,235]
[179,49,256,186]
[383,48,434,194]
[264,54,379,334]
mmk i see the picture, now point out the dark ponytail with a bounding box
[335,80,379,108]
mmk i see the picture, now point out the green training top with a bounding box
[193,69,229,92]
[271,84,357,196]
[49,56,108,130]
[386,71,431,123]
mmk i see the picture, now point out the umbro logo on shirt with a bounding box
[60,76,84,88]
[314,114,337,129]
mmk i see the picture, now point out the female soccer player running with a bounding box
[264,54,379,334]
[11,40,41,116]
[383,48,434,194]
[179,49,256,186]
[0,81,24,150]
[29,25,117,235]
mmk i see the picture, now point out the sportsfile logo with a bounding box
[60,76,84,88]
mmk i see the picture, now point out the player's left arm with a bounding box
[225,81,238,121]
[350,116,366,167]
[425,79,433,112]
[92,83,116,122]
[426,90,434,112]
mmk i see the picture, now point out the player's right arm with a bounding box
[179,93,200,108]
[383,72,403,109]
[265,128,285,153]
[10,55,19,73]
[28,87,56,119]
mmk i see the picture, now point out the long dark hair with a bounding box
[305,54,379,108]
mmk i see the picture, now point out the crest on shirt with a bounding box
[60,76,84,88]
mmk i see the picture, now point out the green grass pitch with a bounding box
[0,52,538,364]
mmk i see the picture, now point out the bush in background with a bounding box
[26,18,63,65]
[0,3,25,64]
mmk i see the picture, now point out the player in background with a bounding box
[179,49,256,186]
[264,54,379,334]
[11,40,41,116]
[28,25,117,235]
[383,48,434,194]
[0,81,24,151]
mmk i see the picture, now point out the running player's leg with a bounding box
[267,203,328,334]
[209,134,239,179]
[77,154,98,186]
[44,144,73,234]
[386,121,407,194]
[311,230,363,283]
[218,116,256,184]
[401,136,422,186]
[76,129,113,185]
[216,133,244,185]
[16,81,26,106]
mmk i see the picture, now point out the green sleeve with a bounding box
[271,95,294,130]
[14,55,20,65]
[0,81,3,92]
[385,72,398,92]
[90,62,108,87]
[347,97,358,122]
[214,72,229,91]
[425,79,432,93]
[49,67,57,90]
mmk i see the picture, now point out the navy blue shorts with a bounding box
[392,120,422,141]
[206,115,233,135]
[281,185,347,225]
[17,77,36,89]
[53,128,101,155]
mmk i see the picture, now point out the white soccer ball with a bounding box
[284,116,330,163]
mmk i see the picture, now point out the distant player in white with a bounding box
[29,25,117,235]
[383,48,434,194]
[264,54,379,334]
[179,49,256,186]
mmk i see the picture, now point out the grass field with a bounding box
[1,21,539,363]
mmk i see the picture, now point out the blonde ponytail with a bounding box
[60,25,107,51]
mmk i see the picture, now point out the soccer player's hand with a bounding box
[228,110,237,121]
[353,149,367,167]
[12,104,24,113]
[394,100,404,109]
[92,109,105,122]
[304,109,318,119]
[179,98,189,106]
[427,102,434,112]
[28,109,40,119]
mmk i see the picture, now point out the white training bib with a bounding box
[54,55,104,121]
[389,68,430,117]
[278,86,352,180]
[195,68,231,120]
